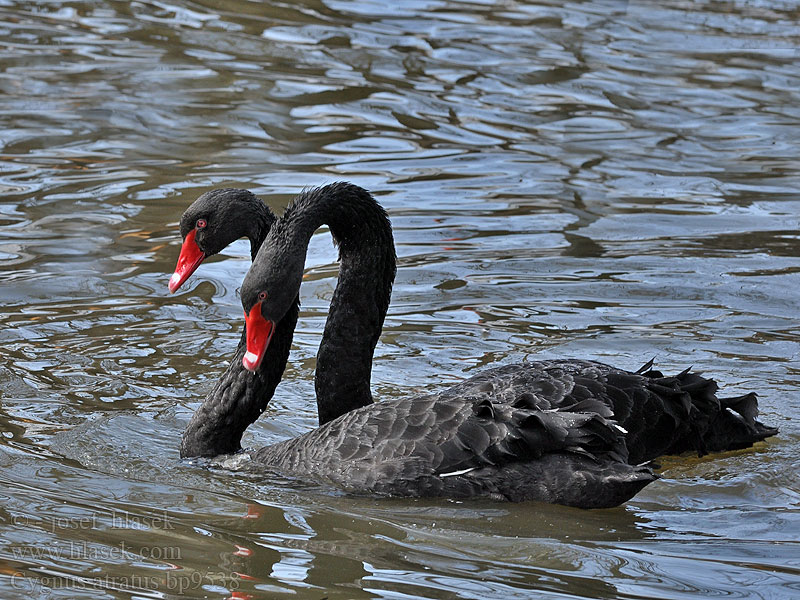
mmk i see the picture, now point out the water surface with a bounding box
[0,1,798,598]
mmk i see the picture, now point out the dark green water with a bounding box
[0,1,798,598]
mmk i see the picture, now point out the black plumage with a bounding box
[175,183,777,507]
[171,184,391,446]
[175,190,299,458]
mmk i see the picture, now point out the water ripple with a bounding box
[0,1,798,599]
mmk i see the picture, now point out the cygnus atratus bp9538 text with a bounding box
[181,182,773,507]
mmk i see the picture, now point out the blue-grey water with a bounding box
[0,1,798,598]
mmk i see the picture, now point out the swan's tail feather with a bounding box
[703,392,779,453]
[639,365,777,456]
[722,392,758,423]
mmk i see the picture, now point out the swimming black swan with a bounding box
[169,184,392,428]
[176,182,776,507]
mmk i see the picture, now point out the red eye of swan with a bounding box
[258,291,267,301]
[196,218,207,229]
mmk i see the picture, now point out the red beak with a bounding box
[169,229,206,293]
[243,302,275,372]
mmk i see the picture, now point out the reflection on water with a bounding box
[1,1,798,598]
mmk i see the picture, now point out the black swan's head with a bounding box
[169,188,274,293]
[239,231,306,371]
[238,181,395,372]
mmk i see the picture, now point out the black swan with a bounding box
[175,182,777,507]
[169,184,392,427]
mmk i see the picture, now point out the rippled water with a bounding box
[1,1,799,598]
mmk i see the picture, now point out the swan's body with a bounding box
[243,356,773,507]
[175,183,777,507]
[254,361,655,506]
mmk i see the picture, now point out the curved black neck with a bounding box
[278,183,396,424]
[247,222,266,261]
[180,305,298,457]
[238,200,270,261]
[181,196,298,458]
[236,201,270,261]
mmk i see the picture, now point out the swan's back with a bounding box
[433,359,773,462]
[439,359,700,464]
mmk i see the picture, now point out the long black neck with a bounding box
[180,305,298,457]
[277,183,396,425]
[181,196,299,458]
[236,196,271,261]
[237,196,270,261]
